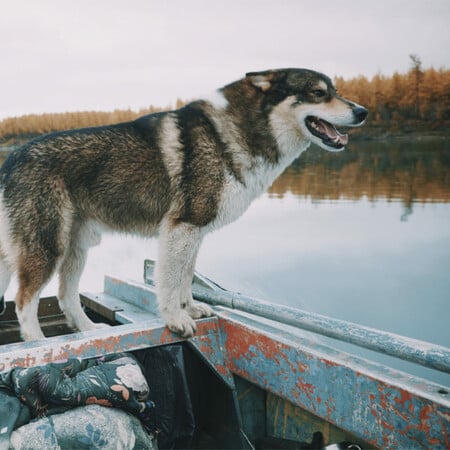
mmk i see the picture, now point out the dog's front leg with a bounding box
[181,246,214,321]
[155,220,212,337]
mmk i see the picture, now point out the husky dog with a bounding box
[0,68,367,340]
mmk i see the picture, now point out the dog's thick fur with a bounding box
[0,68,367,340]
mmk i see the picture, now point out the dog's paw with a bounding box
[94,322,111,329]
[21,329,46,341]
[165,310,197,338]
[75,321,110,332]
[186,302,215,319]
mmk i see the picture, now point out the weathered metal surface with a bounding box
[234,376,267,443]
[191,285,450,374]
[219,310,450,449]
[81,291,160,325]
[80,293,122,322]
[87,280,236,389]
[2,272,449,449]
[104,275,159,315]
[0,318,216,373]
[266,392,365,446]
[143,259,450,373]
[188,321,235,388]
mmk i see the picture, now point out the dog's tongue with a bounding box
[317,119,348,145]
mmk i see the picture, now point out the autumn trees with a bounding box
[335,62,450,124]
[0,106,169,143]
[0,60,449,142]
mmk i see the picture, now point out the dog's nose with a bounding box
[353,106,368,123]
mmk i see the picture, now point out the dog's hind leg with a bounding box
[57,222,103,332]
[15,256,55,341]
[155,221,213,338]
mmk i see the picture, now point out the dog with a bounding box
[0,68,367,341]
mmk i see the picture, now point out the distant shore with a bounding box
[352,130,450,142]
[348,120,450,142]
[0,121,449,151]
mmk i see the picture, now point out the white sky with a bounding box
[1,0,449,119]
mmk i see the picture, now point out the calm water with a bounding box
[1,139,449,386]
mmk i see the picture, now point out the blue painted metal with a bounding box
[219,309,450,449]
[1,271,449,449]
[103,273,450,447]
[189,331,235,388]
[192,283,450,374]
[104,275,159,315]
[0,316,216,373]
[145,259,450,374]
[265,392,352,444]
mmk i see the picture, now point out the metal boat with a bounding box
[1,259,449,448]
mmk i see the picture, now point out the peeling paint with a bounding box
[0,319,215,372]
[1,279,449,449]
[219,314,450,449]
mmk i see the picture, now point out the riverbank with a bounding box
[1,121,449,150]
[348,119,450,141]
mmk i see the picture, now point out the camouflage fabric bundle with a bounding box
[0,353,157,449]
[9,405,156,450]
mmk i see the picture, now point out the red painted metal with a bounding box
[219,312,450,449]
[0,319,215,373]
[1,274,449,449]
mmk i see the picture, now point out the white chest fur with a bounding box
[209,145,308,232]
[208,96,311,232]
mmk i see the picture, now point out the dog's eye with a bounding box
[313,89,326,97]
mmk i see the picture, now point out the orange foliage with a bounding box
[0,105,175,142]
[335,66,450,123]
[1,62,449,142]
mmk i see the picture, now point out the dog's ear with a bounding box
[246,70,277,92]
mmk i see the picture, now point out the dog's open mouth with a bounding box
[305,116,348,149]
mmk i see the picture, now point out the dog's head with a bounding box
[245,68,368,152]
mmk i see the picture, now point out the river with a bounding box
[1,138,449,386]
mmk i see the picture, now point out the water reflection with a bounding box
[1,139,449,386]
[2,138,448,207]
[270,139,450,210]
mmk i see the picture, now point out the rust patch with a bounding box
[394,390,414,414]
[295,378,315,401]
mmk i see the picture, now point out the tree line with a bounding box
[335,55,450,125]
[0,106,170,144]
[0,57,449,143]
